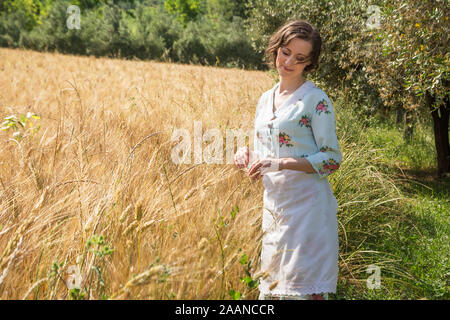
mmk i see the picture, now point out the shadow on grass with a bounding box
[335,164,449,300]
[390,166,450,202]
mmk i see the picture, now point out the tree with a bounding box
[245,0,383,111]
[204,0,250,23]
[164,0,202,27]
[0,0,53,30]
[364,0,449,177]
[246,0,449,177]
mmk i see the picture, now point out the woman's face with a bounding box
[276,38,313,80]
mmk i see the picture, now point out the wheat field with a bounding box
[0,47,279,299]
[1,47,411,300]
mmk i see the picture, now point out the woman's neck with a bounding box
[278,76,307,96]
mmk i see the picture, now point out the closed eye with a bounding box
[281,48,308,63]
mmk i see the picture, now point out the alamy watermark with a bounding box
[67,5,81,30]
[366,5,381,30]
[66,264,82,290]
[366,264,381,289]
[170,120,280,166]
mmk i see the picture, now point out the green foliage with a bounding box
[230,204,239,219]
[0,0,52,30]
[228,252,260,299]
[87,235,114,257]
[164,0,202,27]
[45,236,114,300]
[246,0,384,111]
[49,261,64,278]
[20,0,87,54]
[84,234,114,298]
[69,287,86,300]
[364,0,449,112]
[173,15,263,68]
[205,0,250,23]
[172,17,209,63]
[131,4,180,61]
[228,289,241,300]
[59,0,140,10]
[1,112,41,141]
[245,0,449,174]
[329,103,450,300]
[246,0,448,113]
[0,8,33,47]
[363,118,436,170]
[239,253,259,289]
[4,0,261,68]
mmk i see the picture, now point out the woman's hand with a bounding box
[247,158,281,181]
[234,146,250,169]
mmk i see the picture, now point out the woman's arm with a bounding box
[247,156,315,180]
[303,93,342,179]
[279,157,316,173]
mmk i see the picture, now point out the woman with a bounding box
[234,20,342,300]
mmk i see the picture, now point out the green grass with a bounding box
[331,106,449,300]
[391,176,449,299]
[363,117,436,171]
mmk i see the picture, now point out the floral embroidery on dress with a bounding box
[279,132,293,147]
[316,99,331,115]
[318,158,340,175]
[319,146,333,152]
[298,115,312,128]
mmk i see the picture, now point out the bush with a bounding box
[2,0,263,68]
[206,16,263,69]
[245,0,383,111]
[20,0,86,54]
[172,17,211,64]
[0,9,30,47]
[173,15,263,68]
[132,4,181,61]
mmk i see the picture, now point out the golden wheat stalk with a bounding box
[22,278,48,300]
[109,265,165,299]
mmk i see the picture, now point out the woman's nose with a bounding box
[284,55,295,66]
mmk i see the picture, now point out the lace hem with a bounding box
[260,292,329,300]
[259,281,336,297]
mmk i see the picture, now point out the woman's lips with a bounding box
[283,66,293,71]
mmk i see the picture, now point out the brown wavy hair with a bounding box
[265,20,322,73]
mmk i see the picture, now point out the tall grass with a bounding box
[0,48,446,299]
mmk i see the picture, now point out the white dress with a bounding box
[253,80,342,298]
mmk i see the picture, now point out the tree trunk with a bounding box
[403,109,414,143]
[395,107,404,128]
[427,92,450,178]
[380,105,389,120]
